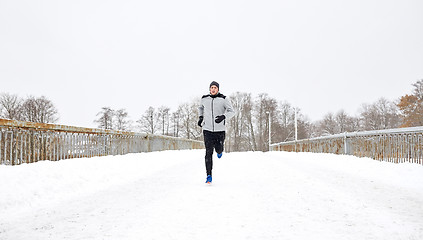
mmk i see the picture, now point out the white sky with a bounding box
[1,0,422,128]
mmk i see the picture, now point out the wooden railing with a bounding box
[0,118,203,165]
[270,126,423,165]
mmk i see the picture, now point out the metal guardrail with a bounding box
[270,126,423,165]
[0,118,204,165]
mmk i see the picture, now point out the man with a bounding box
[198,81,235,184]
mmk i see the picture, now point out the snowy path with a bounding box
[1,150,423,240]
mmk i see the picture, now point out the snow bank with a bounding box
[0,151,192,215]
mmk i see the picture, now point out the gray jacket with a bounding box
[199,93,235,132]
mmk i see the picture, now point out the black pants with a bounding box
[203,130,225,176]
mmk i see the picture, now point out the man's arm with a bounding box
[198,100,204,127]
[198,100,204,117]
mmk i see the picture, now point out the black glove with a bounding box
[198,116,203,127]
[215,115,225,123]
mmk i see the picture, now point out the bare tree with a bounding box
[255,93,277,151]
[318,112,337,135]
[21,97,41,123]
[334,109,360,133]
[21,96,59,123]
[297,114,313,140]
[191,101,203,140]
[272,101,295,142]
[376,98,400,129]
[172,109,181,137]
[94,107,114,130]
[227,92,253,151]
[137,107,157,134]
[0,93,23,120]
[244,94,257,151]
[114,108,131,131]
[228,93,242,151]
[158,106,170,135]
[292,108,311,140]
[359,103,378,130]
[360,98,400,130]
[412,79,423,100]
[178,101,200,140]
[335,110,349,133]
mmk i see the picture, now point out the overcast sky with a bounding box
[1,0,422,128]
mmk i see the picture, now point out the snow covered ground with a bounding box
[1,150,422,240]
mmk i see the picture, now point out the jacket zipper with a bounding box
[211,98,214,131]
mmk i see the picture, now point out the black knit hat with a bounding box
[210,81,219,89]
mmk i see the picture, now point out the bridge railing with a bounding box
[0,118,204,165]
[270,126,423,165]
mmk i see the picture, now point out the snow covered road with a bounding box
[1,150,423,240]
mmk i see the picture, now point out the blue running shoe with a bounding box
[217,152,222,158]
[205,175,212,184]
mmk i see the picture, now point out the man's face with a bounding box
[210,85,219,95]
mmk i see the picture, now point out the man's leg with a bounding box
[203,131,214,176]
[214,131,226,156]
